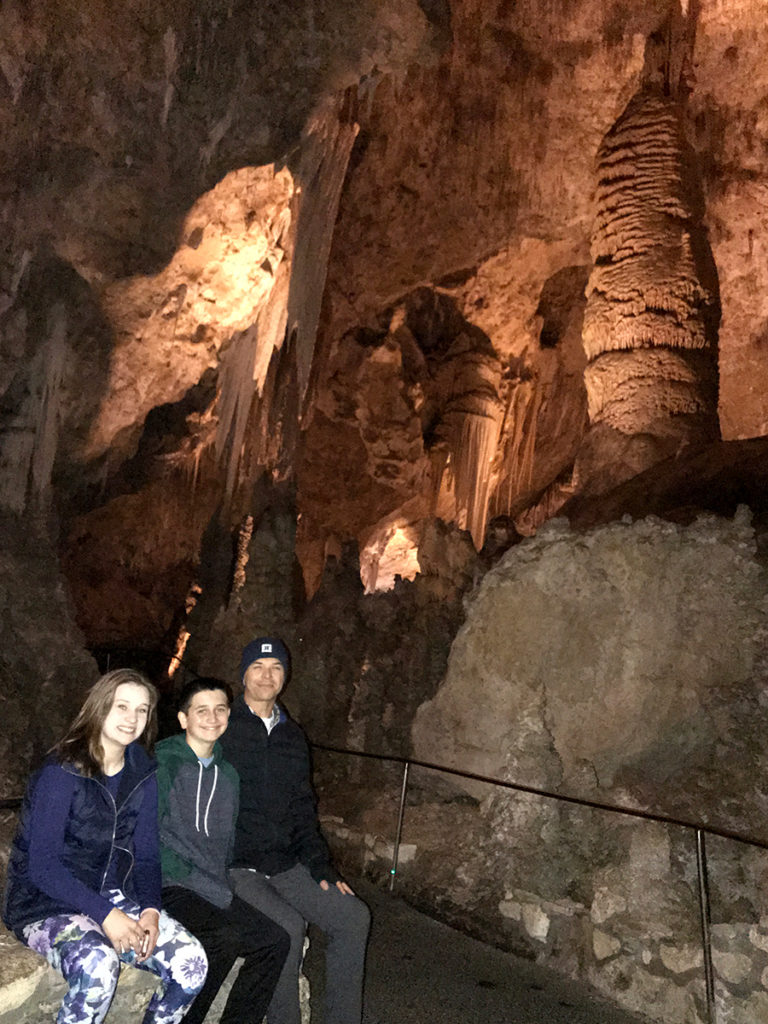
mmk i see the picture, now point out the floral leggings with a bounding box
[22,889,207,1024]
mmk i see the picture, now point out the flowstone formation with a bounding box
[407,511,768,1023]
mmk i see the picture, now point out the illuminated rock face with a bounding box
[8,0,768,649]
[7,5,768,1024]
[577,87,720,493]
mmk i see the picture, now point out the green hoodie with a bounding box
[155,732,240,909]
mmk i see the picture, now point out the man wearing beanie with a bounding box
[220,637,370,1024]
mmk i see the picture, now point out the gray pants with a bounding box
[230,864,370,1024]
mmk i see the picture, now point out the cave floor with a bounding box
[304,880,649,1024]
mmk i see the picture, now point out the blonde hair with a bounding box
[55,668,158,776]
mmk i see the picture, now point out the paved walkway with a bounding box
[305,881,649,1024]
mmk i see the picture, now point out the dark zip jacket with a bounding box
[220,697,338,884]
[2,742,161,938]
[156,732,239,909]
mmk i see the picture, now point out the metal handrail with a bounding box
[4,743,764,1024]
[310,741,768,1024]
[310,742,768,850]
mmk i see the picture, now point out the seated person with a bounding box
[156,677,289,1024]
[221,638,370,1024]
[2,668,207,1024]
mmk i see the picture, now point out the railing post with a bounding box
[696,828,716,1024]
[389,760,410,892]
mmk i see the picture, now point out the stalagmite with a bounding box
[576,86,719,491]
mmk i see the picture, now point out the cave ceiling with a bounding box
[2,0,768,651]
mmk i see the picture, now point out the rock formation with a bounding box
[408,510,768,1022]
[576,86,720,493]
[4,3,768,1022]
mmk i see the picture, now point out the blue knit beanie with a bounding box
[239,637,290,682]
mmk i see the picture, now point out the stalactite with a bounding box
[0,302,68,512]
[452,412,501,547]
[488,379,541,521]
[214,95,359,498]
[434,341,503,549]
[286,96,360,403]
[214,258,290,498]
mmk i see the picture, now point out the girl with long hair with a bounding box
[2,668,208,1024]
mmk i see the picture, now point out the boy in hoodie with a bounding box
[156,677,289,1024]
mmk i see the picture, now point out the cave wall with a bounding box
[0,0,440,650]
[0,513,96,868]
[6,3,768,1021]
[297,0,768,594]
[403,510,768,1023]
[4,0,768,645]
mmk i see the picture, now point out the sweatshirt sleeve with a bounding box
[132,774,162,912]
[290,737,339,884]
[27,764,115,925]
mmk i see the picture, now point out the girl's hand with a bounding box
[137,908,160,961]
[102,908,147,956]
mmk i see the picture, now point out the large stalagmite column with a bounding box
[575,87,720,493]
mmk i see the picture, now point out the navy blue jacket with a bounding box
[220,697,338,883]
[2,742,161,938]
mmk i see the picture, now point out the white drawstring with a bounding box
[194,761,203,832]
[194,759,217,836]
[203,764,218,837]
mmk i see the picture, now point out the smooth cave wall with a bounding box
[4,2,768,1022]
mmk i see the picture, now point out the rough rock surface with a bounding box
[0,514,96,810]
[413,510,768,828]
[577,86,720,493]
[401,511,768,1022]
[291,519,478,757]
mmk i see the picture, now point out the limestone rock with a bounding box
[413,512,768,838]
[593,930,621,961]
[658,943,702,975]
[0,514,96,808]
[591,887,627,925]
[521,903,550,943]
[712,949,753,987]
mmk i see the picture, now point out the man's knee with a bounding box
[345,896,371,940]
[329,894,370,945]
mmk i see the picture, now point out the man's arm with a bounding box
[289,735,352,890]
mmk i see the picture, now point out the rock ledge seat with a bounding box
[0,919,159,1023]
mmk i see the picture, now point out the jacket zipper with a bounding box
[63,761,156,892]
